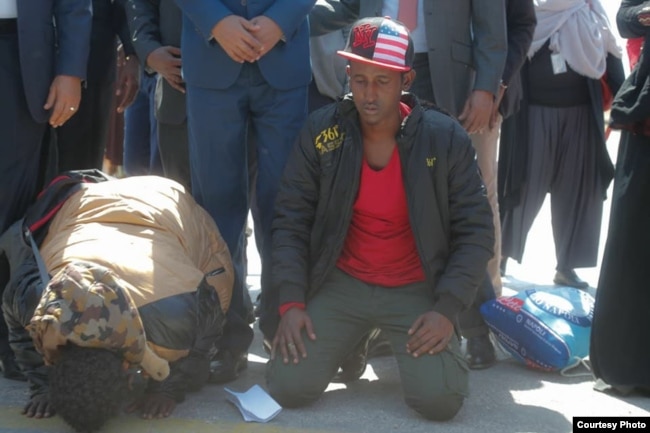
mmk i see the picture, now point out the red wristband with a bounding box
[279,302,305,317]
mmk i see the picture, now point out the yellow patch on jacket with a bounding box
[315,125,345,154]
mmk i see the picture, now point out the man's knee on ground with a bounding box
[405,392,464,421]
[267,365,326,408]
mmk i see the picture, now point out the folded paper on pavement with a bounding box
[224,384,282,423]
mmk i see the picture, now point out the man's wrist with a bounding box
[279,302,305,316]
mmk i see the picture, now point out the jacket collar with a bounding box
[337,92,423,149]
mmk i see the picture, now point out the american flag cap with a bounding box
[337,16,414,72]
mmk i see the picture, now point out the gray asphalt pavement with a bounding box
[2,129,649,433]
[2,314,649,433]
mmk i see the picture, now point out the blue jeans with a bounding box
[123,72,161,176]
[186,62,307,351]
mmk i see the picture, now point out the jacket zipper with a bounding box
[397,127,433,286]
[314,119,362,292]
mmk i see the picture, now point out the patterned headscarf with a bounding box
[28,261,170,381]
[528,0,621,79]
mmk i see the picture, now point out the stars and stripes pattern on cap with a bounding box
[372,21,410,69]
[337,17,414,72]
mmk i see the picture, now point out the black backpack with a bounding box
[24,169,112,245]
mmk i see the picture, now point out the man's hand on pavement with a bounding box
[23,393,55,418]
[406,311,454,357]
[147,46,185,93]
[125,392,176,419]
[211,16,263,63]
[271,307,316,365]
[458,89,494,135]
[44,75,81,128]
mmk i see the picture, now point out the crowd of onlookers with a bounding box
[0,0,649,432]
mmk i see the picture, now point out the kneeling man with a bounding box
[262,17,494,421]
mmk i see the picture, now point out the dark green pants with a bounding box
[267,269,468,421]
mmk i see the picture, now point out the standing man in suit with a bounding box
[55,0,139,173]
[309,0,507,368]
[459,0,537,370]
[175,0,316,382]
[0,0,92,380]
[126,0,191,189]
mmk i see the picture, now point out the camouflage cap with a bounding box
[28,261,170,381]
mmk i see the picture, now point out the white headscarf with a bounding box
[528,0,622,79]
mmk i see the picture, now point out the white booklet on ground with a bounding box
[224,384,282,423]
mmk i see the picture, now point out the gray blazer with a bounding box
[310,0,507,117]
[126,0,186,124]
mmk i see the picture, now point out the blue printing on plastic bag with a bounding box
[480,287,594,371]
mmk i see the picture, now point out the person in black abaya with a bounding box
[590,0,650,395]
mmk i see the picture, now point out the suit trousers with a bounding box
[470,118,502,296]
[0,33,48,358]
[267,268,468,421]
[453,125,502,339]
[123,72,161,176]
[158,120,191,191]
[55,76,114,172]
[0,34,48,235]
[186,62,308,353]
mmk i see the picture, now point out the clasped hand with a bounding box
[147,46,184,93]
[211,15,283,64]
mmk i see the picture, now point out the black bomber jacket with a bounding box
[259,93,494,338]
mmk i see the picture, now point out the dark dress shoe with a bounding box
[466,334,496,370]
[334,345,368,383]
[0,355,27,382]
[367,331,392,359]
[209,350,248,384]
[553,269,589,289]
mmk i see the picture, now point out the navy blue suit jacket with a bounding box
[175,0,315,90]
[16,0,92,123]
